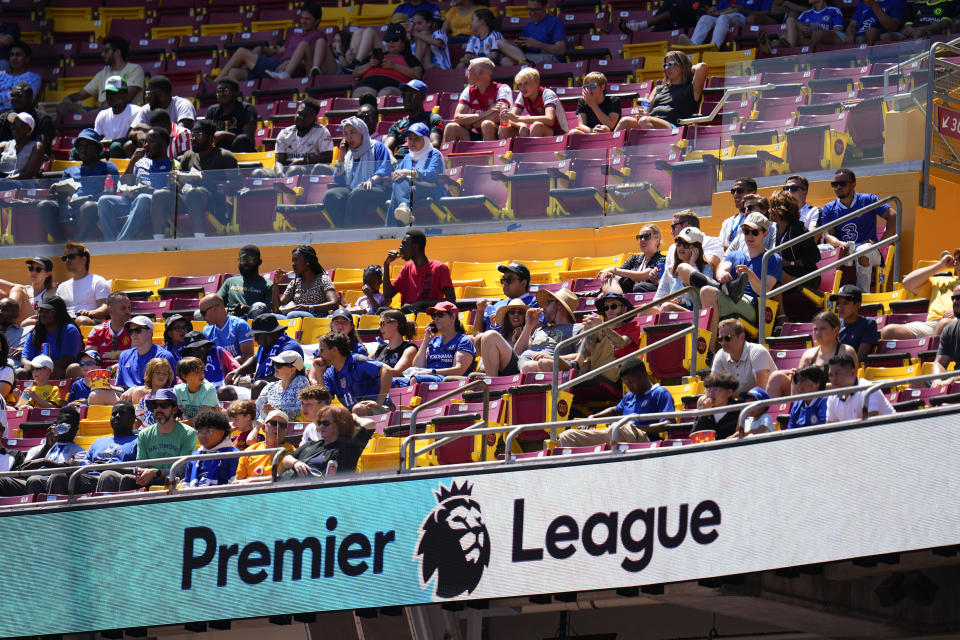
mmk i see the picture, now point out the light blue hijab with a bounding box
[342,116,374,187]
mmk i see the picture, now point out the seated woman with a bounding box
[569,71,621,135]
[352,24,424,100]
[615,51,707,134]
[766,310,859,397]
[255,350,311,421]
[273,245,339,319]
[656,227,715,313]
[405,301,476,384]
[371,309,417,376]
[122,356,174,428]
[277,405,374,478]
[181,411,238,488]
[575,292,644,383]
[477,298,528,377]
[0,111,43,185]
[498,66,569,139]
[769,189,820,287]
[19,296,82,379]
[600,223,666,294]
[323,117,392,228]
[161,313,192,359]
[387,121,444,225]
[458,8,504,67]
[215,4,325,81]
[0,256,56,327]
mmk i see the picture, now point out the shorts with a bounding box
[524,52,561,64]
[250,54,282,79]
[499,351,520,377]
[716,292,759,325]
[899,320,938,338]
[356,75,403,92]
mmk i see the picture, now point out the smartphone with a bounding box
[372,48,384,62]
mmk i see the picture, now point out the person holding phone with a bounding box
[404,301,475,384]
[655,227,715,313]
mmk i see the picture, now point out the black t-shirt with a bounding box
[205,100,259,136]
[373,340,415,368]
[649,82,698,126]
[575,95,621,129]
[387,111,444,159]
[937,319,960,365]
[692,403,740,439]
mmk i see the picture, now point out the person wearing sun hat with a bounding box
[387,120,444,226]
[0,109,42,181]
[575,291,644,382]
[477,297,529,376]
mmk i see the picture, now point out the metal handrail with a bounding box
[758,195,902,346]
[861,369,960,415]
[409,378,489,438]
[922,41,960,206]
[166,448,286,492]
[882,37,958,102]
[0,454,188,481]
[551,286,702,424]
[678,83,776,126]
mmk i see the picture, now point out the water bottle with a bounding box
[325,459,338,476]
[103,173,115,195]
[55,422,72,435]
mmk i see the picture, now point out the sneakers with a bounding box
[265,69,290,80]
[618,18,646,33]
[725,272,749,303]
[393,203,414,225]
[676,34,693,46]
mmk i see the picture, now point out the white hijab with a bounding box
[406,133,432,163]
[342,116,373,184]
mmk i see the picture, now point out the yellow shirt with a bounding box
[20,384,61,408]
[921,275,960,322]
[445,6,477,36]
[235,440,295,480]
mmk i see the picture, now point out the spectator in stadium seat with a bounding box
[559,359,673,447]
[319,331,393,413]
[444,57,513,142]
[682,0,773,48]
[93,76,137,158]
[710,318,777,396]
[0,110,42,181]
[485,288,582,374]
[385,79,443,160]
[664,210,724,274]
[152,119,238,239]
[901,0,958,37]
[395,0,442,20]
[272,245,339,319]
[255,349,311,420]
[657,228,715,313]
[218,245,274,318]
[97,127,177,242]
[0,83,55,157]
[615,51,707,134]
[619,0,707,33]
[0,256,55,329]
[499,67,568,139]
[126,109,192,161]
[125,356,174,428]
[160,314,191,360]
[352,24,424,100]
[356,95,387,143]
[216,3,325,81]
[0,42,39,110]
[458,9,504,67]
[38,131,119,243]
[476,298,528,376]
[766,310,858,397]
[387,121,444,225]
[20,296,83,379]
[575,292,644,383]
[410,9,452,70]
[474,263,537,333]
[278,405,373,477]
[296,385,333,443]
[825,353,894,421]
[368,309,417,376]
[783,175,821,231]
[180,411,237,487]
[173,356,218,421]
[116,316,177,390]
[227,399,258,450]
[275,98,334,171]
[198,294,254,362]
[133,389,197,488]
[721,178,775,253]
[497,0,567,65]
[931,284,960,391]
[786,365,828,429]
[65,349,100,404]
[130,75,196,130]
[569,72,621,135]
[405,301,475,384]
[383,229,456,312]
[82,291,131,370]
[784,0,848,47]
[16,355,62,408]
[690,372,741,439]
[46,401,139,495]
[347,264,386,316]
[55,242,109,326]
[323,116,392,227]
[882,251,959,340]
[179,332,240,389]
[0,406,85,496]
[224,314,303,388]
[832,285,879,361]
[601,224,666,294]
[205,77,258,154]
[233,408,294,482]
[846,0,907,43]
[819,168,896,293]
[696,214,781,340]
[444,0,480,43]
[768,190,820,286]
[58,36,144,114]
[0,303,22,369]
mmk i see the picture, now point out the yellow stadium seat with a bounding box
[251,19,295,32]
[559,255,623,280]
[85,405,113,421]
[51,160,81,172]
[662,379,705,411]
[450,261,504,288]
[357,435,401,473]
[357,315,381,331]
[80,325,95,340]
[514,258,567,283]
[861,364,919,385]
[78,419,111,437]
[235,151,276,168]
[191,320,206,332]
[151,26,197,39]
[113,158,130,172]
[333,267,364,283]
[317,7,355,28]
[99,7,146,22]
[462,285,503,298]
[702,48,756,76]
[279,317,302,340]
[74,436,99,451]
[622,41,668,62]
[200,23,242,36]
[113,277,168,299]
[300,317,333,343]
[341,289,364,305]
[353,4,398,27]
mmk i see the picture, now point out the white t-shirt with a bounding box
[131,95,197,127]
[276,124,333,160]
[94,103,138,140]
[513,86,568,133]
[826,378,895,423]
[663,233,724,272]
[711,342,777,396]
[56,273,111,316]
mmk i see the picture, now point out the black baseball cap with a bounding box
[830,284,862,303]
[498,262,531,282]
[182,330,214,350]
[25,256,53,271]
[330,308,354,323]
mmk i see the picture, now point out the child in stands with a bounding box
[570,72,621,135]
[16,355,61,408]
[499,66,568,139]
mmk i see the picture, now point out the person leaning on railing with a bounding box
[276,405,373,479]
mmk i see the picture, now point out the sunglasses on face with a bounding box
[584,82,598,89]
[500,277,517,285]
[719,335,735,343]
[170,324,189,332]
[199,306,215,316]
[379,319,397,326]
[61,254,82,262]
[662,61,677,69]
[266,420,286,428]
[744,228,763,236]
[783,184,802,192]
[952,294,960,301]
[730,187,745,195]
[274,362,294,368]
[128,327,149,334]
[636,233,652,241]
[152,402,174,410]
[27,266,45,272]
[830,181,850,188]
[601,304,621,312]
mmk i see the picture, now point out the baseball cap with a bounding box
[181,330,214,350]
[24,256,52,271]
[104,75,128,93]
[676,227,704,245]
[425,300,459,316]
[6,111,34,133]
[29,354,54,370]
[498,262,531,282]
[250,314,286,336]
[403,79,428,94]
[165,313,189,328]
[742,212,770,231]
[596,291,633,310]
[80,349,102,365]
[408,121,430,138]
[385,23,406,40]
[270,350,304,370]
[36,295,64,312]
[75,128,103,145]
[125,315,154,331]
[264,409,290,425]
[830,284,863,303]
[745,386,770,402]
[330,308,354,324]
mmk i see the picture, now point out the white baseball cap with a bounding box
[29,354,54,370]
[6,111,34,133]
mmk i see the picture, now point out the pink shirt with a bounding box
[280,30,324,62]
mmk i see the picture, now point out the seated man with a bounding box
[205,77,258,153]
[825,353,894,421]
[499,66,568,139]
[93,75,137,158]
[833,285,879,360]
[233,408,295,482]
[134,388,198,488]
[82,291,131,368]
[318,331,393,415]
[575,292,644,383]
[0,406,86,496]
[0,41,41,110]
[382,229,456,313]
[819,168,896,292]
[931,284,960,392]
[475,263,538,333]
[224,314,303,390]
[217,245,274,318]
[786,365,828,429]
[0,83,56,156]
[126,108,192,160]
[441,57,513,143]
[200,294,254,362]
[846,0,906,44]
[663,209,724,273]
[385,79,443,160]
[557,359,674,446]
[882,250,959,340]
[683,0,773,48]
[37,130,119,242]
[96,127,177,241]
[116,316,178,390]
[130,75,196,130]
[709,318,777,396]
[901,0,958,37]
[783,175,821,231]
[496,0,566,65]
[275,98,334,173]
[57,36,144,114]
[55,242,111,327]
[690,372,741,439]
[784,0,847,47]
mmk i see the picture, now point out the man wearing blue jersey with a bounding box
[786,366,828,429]
[786,0,847,46]
[847,0,907,43]
[685,0,775,48]
[319,331,393,415]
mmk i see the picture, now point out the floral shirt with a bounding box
[284,273,335,306]
[255,375,310,421]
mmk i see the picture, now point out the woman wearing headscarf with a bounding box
[387,121,444,226]
[323,116,392,228]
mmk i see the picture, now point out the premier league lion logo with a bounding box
[416,481,491,599]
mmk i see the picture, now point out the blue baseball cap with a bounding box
[75,128,103,146]
[408,122,431,138]
[403,79,428,94]
[745,386,770,402]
